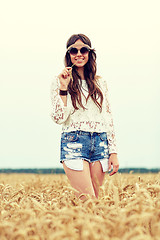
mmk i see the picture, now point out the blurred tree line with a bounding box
[0,168,159,174]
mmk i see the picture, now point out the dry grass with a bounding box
[0,173,160,240]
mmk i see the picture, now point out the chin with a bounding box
[76,64,84,67]
[76,62,87,68]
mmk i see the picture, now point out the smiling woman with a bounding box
[64,34,102,111]
[50,33,119,199]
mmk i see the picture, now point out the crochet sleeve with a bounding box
[103,79,118,155]
[50,77,72,124]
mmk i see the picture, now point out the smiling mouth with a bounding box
[76,58,84,62]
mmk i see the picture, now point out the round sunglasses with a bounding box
[68,46,90,56]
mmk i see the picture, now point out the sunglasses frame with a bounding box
[67,44,92,56]
[68,46,91,56]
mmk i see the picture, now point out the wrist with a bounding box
[109,153,117,157]
[60,85,68,91]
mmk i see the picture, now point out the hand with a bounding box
[58,67,72,90]
[108,153,119,176]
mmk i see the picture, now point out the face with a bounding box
[68,39,89,68]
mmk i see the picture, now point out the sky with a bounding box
[0,0,160,169]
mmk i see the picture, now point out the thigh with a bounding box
[89,161,106,187]
[63,160,95,198]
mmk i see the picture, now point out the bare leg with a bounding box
[63,160,96,200]
[89,161,105,198]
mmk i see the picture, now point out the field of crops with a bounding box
[0,173,160,240]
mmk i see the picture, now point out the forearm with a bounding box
[55,87,67,106]
[59,95,67,106]
[59,84,68,107]
[51,80,71,124]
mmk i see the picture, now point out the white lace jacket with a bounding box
[50,77,118,155]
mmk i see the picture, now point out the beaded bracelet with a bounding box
[59,89,68,95]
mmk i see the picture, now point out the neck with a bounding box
[76,67,85,80]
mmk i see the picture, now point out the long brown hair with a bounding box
[64,34,103,112]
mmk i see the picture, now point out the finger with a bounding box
[109,168,117,176]
[66,67,72,73]
[65,69,71,74]
[66,67,72,70]
[108,161,111,172]
[109,165,116,176]
[62,71,70,78]
[67,70,72,76]
[62,73,67,79]
[109,170,117,176]
[109,165,119,176]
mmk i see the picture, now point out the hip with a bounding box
[60,130,109,163]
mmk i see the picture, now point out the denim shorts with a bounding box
[60,131,110,172]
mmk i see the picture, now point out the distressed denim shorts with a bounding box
[60,130,110,172]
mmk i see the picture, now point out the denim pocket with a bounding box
[99,132,107,141]
[62,132,79,143]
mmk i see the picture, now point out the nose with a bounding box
[76,49,82,56]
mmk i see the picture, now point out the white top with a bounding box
[50,77,118,155]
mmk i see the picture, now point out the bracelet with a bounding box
[59,89,68,95]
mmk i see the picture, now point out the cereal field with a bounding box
[0,173,160,240]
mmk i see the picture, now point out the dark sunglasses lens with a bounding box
[80,47,89,54]
[69,48,78,55]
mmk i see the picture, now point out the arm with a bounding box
[103,80,119,175]
[50,67,73,124]
[57,67,71,106]
[103,80,118,155]
[50,77,71,124]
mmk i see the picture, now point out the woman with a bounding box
[51,33,119,199]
